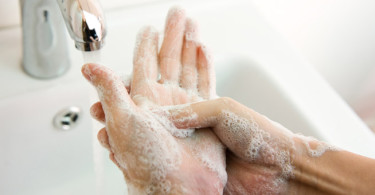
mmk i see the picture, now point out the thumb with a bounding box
[82,64,135,113]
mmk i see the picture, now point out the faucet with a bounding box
[20,0,106,79]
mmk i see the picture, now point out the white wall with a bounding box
[0,0,20,28]
[251,0,375,130]
[251,0,375,106]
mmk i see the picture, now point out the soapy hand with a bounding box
[84,6,375,195]
[83,7,226,194]
[166,97,298,194]
[84,6,297,194]
[82,63,224,194]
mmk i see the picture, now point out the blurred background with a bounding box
[1,0,374,131]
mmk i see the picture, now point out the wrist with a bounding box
[288,136,349,194]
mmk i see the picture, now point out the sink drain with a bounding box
[53,106,82,130]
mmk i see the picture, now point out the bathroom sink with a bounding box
[216,57,321,138]
[0,0,374,194]
[215,56,375,157]
[0,82,94,194]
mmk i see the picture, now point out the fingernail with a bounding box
[185,18,199,42]
[82,64,93,82]
[90,105,98,118]
[167,6,185,19]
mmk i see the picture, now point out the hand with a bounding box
[167,97,375,195]
[166,97,318,194]
[83,7,225,194]
[130,8,216,106]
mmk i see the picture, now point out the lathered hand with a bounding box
[84,7,225,194]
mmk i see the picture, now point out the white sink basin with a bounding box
[216,57,321,138]
[0,0,374,194]
[0,82,95,194]
[215,56,375,157]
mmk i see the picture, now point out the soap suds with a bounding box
[88,60,339,194]
[160,103,199,128]
[150,104,227,189]
[217,110,295,179]
[198,45,216,100]
[165,6,185,31]
[161,6,185,61]
[179,129,227,185]
[294,134,340,157]
[133,26,158,64]
[184,18,199,43]
[110,111,183,194]
[179,65,198,90]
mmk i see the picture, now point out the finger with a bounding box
[181,18,199,90]
[82,64,135,113]
[97,127,110,150]
[170,97,275,131]
[169,97,292,163]
[159,7,186,83]
[109,152,122,170]
[125,85,130,94]
[166,98,226,129]
[118,72,132,93]
[132,26,159,90]
[90,101,105,124]
[197,45,216,99]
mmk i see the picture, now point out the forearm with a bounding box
[224,139,375,195]
[167,98,375,194]
[289,138,375,194]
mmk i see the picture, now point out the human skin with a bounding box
[165,98,375,194]
[83,7,226,194]
[84,7,375,195]
[92,87,375,194]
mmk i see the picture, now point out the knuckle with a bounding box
[216,97,235,107]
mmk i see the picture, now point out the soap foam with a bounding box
[83,65,134,114]
[295,134,340,157]
[133,26,158,69]
[89,59,339,194]
[269,119,340,157]
[85,65,186,193]
[184,18,199,43]
[160,6,185,63]
[165,6,185,32]
[104,100,225,194]
[179,129,227,185]
[110,111,183,194]
[151,104,227,189]
[216,109,342,193]
[198,45,216,100]
[152,109,195,138]
[215,110,295,192]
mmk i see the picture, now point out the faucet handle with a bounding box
[20,0,71,79]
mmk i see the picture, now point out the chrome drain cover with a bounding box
[53,106,82,130]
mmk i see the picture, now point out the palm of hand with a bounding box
[86,8,226,194]
[128,9,226,193]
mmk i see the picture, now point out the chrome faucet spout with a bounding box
[56,0,106,51]
[20,0,106,79]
